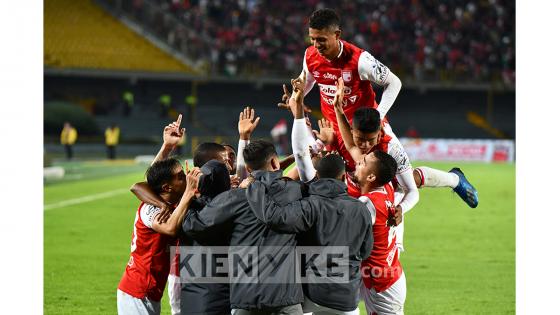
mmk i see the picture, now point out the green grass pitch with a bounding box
[44,161,515,314]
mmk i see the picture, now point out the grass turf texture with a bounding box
[44,161,515,314]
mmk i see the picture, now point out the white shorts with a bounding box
[360,273,406,315]
[167,274,181,315]
[302,295,360,315]
[117,289,161,315]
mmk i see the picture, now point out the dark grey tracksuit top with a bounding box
[247,178,374,312]
[182,170,306,311]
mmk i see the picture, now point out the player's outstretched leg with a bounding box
[414,166,479,208]
[449,167,479,208]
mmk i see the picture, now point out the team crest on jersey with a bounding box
[342,70,352,82]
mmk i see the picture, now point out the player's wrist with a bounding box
[239,132,251,140]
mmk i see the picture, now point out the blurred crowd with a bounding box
[118,0,514,85]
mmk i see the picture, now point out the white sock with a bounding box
[415,166,459,188]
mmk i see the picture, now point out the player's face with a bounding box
[223,146,237,175]
[169,165,187,196]
[352,129,381,154]
[354,152,378,186]
[308,27,340,59]
[214,150,233,173]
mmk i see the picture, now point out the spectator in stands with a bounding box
[105,123,120,160]
[119,0,514,85]
[60,122,77,160]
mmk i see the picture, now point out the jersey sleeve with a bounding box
[139,203,162,229]
[358,196,376,224]
[301,50,316,96]
[357,51,391,85]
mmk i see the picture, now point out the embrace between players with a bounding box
[116,8,478,315]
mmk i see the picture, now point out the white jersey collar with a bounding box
[336,40,344,59]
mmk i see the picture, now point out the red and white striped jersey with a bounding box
[357,183,403,293]
[118,203,175,302]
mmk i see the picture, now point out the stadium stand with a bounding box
[99,0,515,84]
[44,0,194,72]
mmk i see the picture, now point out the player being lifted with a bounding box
[280,8,478,211]
[286,79,407,315]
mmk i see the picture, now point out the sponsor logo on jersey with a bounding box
[323,72,338,80]
[318,84,352,97]
[342,70,352,82]
[313,71,320,78]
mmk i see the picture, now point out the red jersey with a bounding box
[358,183,403,293]
[327,119,393,172]
[118,203,175,302]
[303,40,390,131]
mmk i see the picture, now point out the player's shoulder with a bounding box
[139,202,162,228]
[342,40,365,53]
[140,202,161,215]
[305,45,318,57]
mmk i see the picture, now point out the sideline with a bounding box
[44,189,129,211]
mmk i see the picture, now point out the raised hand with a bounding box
[333,77,345,113]
[238,106,261,140]
[163,114,186,147]
[230,175,241,188]
[185,167,202,195]
[278,83,312,113]
[312,118,335,145]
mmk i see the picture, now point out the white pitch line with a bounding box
[44,189,129,211]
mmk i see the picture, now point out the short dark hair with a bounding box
[198,160,231,198]
[193,142,226,167]
[309,8,340,30]
[315,154,345,179]
[146,158,181,194]
[243,140,277,171]
[222,143,235,152]
[373,150,397,186]
[352,107,381,133]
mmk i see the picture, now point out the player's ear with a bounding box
[334,29,341,39]
[339,172,346,182]
[270,156,280,171]
[161,183,172,193]
[366,173,376,183]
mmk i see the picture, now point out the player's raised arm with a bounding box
[152,114,186,165]
[289,73,317,182]
[333,77,365,163]
[357,51,402,119]
[236,107,260,180]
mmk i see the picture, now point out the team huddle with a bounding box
[116,8,478,315]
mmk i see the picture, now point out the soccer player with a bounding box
[117,159,200,315]
[222,143,237,175]
[355,150,406,315]
[281,8,478,209]
[235,106,296,180]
